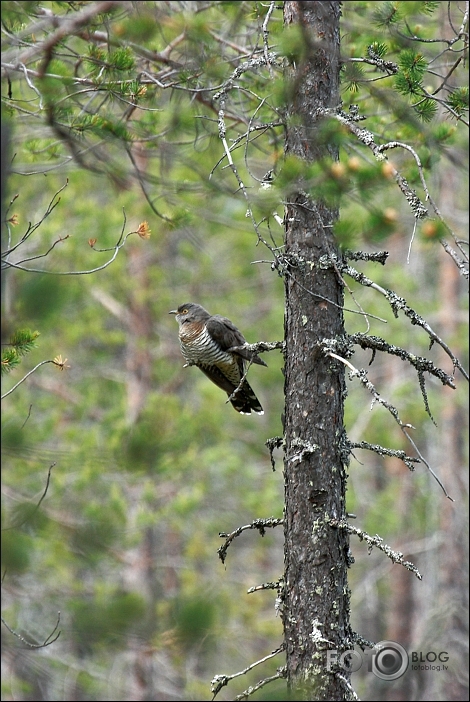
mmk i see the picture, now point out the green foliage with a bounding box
[16,275,72,322]
[172,594,217,650]
[368,41,388,58]
[1,348,21,375]
[399,48,427,78]
[115,15,158,43]
[1,329,39,375]
[447,86,469,116]
[342,62,365,93]
[372,2,401,27]
[70,590,147,652]
[1,530,33,573]
[74,114,132,141]
[395,49,428,96]
[85,45,107,75]
[106,47,135,74]
[420,2,440,15]
[1,2,467,700]
[277,24,307,64]
[414,97,438,122]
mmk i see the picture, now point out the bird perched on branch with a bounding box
[169,302,266,414]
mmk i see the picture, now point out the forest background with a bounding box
[1,2,468,701]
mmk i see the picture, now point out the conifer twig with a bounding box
[1,359,68,399]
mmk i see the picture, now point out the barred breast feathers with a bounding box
[180,325,236,368]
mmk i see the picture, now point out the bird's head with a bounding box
[169,303,211,325]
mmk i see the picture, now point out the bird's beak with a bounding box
[169,310,177,315]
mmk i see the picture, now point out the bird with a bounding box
[169,303,266,414]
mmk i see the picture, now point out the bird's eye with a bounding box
[181,308,188,314]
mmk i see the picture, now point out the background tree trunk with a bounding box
[282,2,351,699]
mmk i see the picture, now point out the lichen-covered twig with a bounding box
[329,518,422,580]
[218,518,284,564]
[335,108,428,220]
[325,350,453,500]
[211,644,286,699]
[341,263,468,382]
[347,331,455,424]
[349,441,419,472]
[247,579,282,594]
[233,666,287,701]
[265,436,284,471]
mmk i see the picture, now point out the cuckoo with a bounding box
[169,303,266,414]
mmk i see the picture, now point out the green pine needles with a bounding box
[1,329,40,376]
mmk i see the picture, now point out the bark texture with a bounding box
[282,2,352,698]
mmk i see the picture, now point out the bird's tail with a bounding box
[230,380,264,415]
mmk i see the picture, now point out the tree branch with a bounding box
[218,518,284,564]
[211,645,286,700]
[329,518,422,580]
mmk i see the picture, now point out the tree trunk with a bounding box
[282,3,351,699]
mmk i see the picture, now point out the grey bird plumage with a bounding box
[169,303,266,414]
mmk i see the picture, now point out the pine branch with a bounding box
[1,329,40,375]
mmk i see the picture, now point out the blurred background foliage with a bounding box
[1,1,468,700]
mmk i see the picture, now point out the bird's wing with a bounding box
[206,315,246,350]
[207,315,268,367]
[197,364,237,394]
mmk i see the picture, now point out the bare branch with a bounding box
[349,440,419,472]
[2,612,61,649]
[2,181,68,258]
[211,645,285,700]
[262,2,277,77]
[335,672,361,701]
[227,340,285,357]
[325,351,453,500]
[344,250,389,265]
[348,331,456,422]
[3,207,148,277]
[218,518,284,564]
[265,435,284,471]
[1,359,67,400]
[376,140,469,266]
[2,463,55,531]
[341,263,469,381]
[2,2,123,68]
[329,519,422,580]
[233,666,287,701]
[334,108,428,219]
[247,580,282,594]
